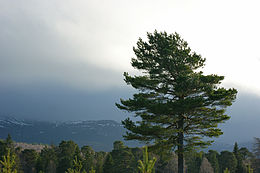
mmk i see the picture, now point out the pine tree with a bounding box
[36,145,57,173]
[185,150,203,173]
[224,168,230,173]
[205,150,219,173]
[20,149,38,173]
[246,164,253,173]
[233,142,245,173]
[103,153,114,173]
[57,140,81,173]
[89,167,96,173]
[116,30,237,173]
[110,141,135,173]
[5,135,13,150]
[219,151,237,173]
[66,157,84,173]
[95,151,106,173]
[81,146,95,173]
[0,149,17,173]
[137,146,157,173]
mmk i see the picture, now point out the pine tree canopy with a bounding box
[116,30,237,152]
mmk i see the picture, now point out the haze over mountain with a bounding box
[0,83,259,146]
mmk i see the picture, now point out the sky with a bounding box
[0,0,260,143]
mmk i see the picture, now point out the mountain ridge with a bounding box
[0,116,253,152]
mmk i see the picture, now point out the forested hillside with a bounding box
[0,135,259,173]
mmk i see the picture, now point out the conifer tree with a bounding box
[205,150,219,173]
[137,146,157,173]
[110,141,135,173]
[103,153,114,173]
[81,146,95,173]
[224,168,230,173]
[185,150,203,173]
[36,145,57,173]
[57,140,81,173]
[65,157,84,173]
[219,151,237,173]
[233,142,245,173]
[0,149,17,173]
[89,167,96,173]
[116,30,237,173]
[20,149,38,173]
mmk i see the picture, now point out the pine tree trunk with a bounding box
[178,117,184,173]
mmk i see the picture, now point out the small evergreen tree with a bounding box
[233,142,245,173]
[66,157,84,173]
[110,141,135,173]
[81,146,95,173]
[20,149,38,173]
[0,149,17,173]
[57,140,81,173]
[36,145,57,173]
[246,164,253,173]
[89,167,96,173]
[219,151,237,173]
[137,146,157,173]
[103,153,114,173]
[205,150,219,173]
[95,151,106,173]
[224,168,230,173]
[185,150,203,173]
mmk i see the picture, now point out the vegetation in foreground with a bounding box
[0,135,260,173]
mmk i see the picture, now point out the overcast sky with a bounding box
[1,0,260,93]
[0,0,259,143]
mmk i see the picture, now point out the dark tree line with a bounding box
[0,135,260,173]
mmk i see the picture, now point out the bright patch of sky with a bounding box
[0,0,260,94]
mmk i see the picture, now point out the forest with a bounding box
[0,135,259,173]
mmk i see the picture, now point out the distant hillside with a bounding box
[0,116,137,151]
[0,116,253,152]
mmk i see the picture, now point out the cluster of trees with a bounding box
[0,135,260,173]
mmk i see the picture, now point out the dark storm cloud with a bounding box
[0,84,133,121]
[216,92,260,143]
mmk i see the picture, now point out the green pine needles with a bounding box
[137,146,157,173]
[116,30,237,173]
[0,149,17,173]
[247,164,253,173]
[66,157,95,173]
[66,157,82,173]
[89,167,96,173]
[224,168,230,173]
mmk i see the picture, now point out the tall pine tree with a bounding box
[116,31,237,173]
[233,142,245,173]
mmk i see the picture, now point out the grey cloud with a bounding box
[0,84,259,145]
[216,91,260,143]
[0,84,133,121]
[0,0,130,90]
